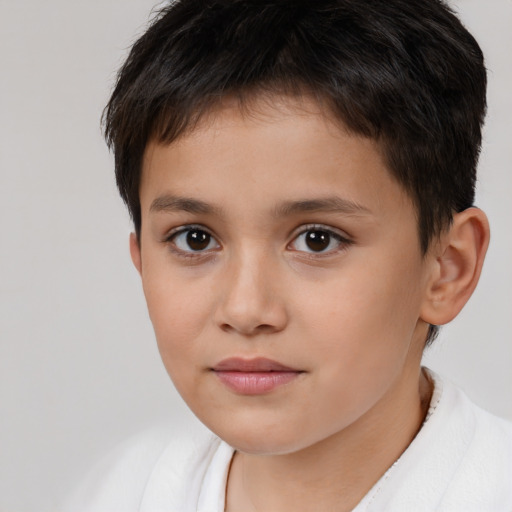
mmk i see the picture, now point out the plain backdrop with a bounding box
[0,1,510,510]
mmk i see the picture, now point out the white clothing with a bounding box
[65,371,512,511]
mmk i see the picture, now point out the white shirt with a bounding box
[65,370,512,512]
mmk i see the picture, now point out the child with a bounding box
[69,0,512,510]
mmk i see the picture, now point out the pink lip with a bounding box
[212,358,303,395]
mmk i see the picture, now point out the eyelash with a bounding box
[287,224,353,257]
[164,223,353,259]
[164,224,220,259]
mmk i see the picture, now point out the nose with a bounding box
[215,249,288,336]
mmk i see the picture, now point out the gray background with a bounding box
[0,1,510,510]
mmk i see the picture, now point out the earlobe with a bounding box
[129,232,142,276]
[420,208,490,326]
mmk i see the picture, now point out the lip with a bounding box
[213,357,299,372]
[211,357,303,395]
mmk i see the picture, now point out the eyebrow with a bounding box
[273,197,372,217]
[149,194,372,218]
[149,195,223,215]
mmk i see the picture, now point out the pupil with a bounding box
[306,230,330,252]
[186,230,210,251]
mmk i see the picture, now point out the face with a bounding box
[134,96,433,455]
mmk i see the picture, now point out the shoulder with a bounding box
[63,419,219,512]
[440,376,512,509]
[414,370,512,510]
[365,370,512,512]
[435,370,512,460]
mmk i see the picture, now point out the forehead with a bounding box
[144,93,368,174]
[140,95,413,224]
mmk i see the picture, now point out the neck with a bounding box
[225,367,433,512]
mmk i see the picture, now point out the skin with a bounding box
[130,96,489,511]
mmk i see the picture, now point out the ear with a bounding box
[420,208,490,326]
[129,232,142,276]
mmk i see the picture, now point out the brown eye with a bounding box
[171,227,219,253]
[290,226,349,254]
[186,229,211,250]
[305,230,331,252]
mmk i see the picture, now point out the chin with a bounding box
[205,419,320,456]
[225,435,303,456]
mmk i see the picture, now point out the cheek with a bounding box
[142,271,212,371]
[299,256,424,363]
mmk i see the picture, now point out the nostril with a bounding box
[254,324,280,335]
[220,323,234,333]
[219,322,280,336]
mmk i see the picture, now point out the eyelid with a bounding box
[163,224,221,257]
[287,223,353,254]
[288,223,352,241]
[163,223,214,241]
[162,223,351,259]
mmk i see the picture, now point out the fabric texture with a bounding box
[65,370,512,512]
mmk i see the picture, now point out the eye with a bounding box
[169,226,220,253]
[289,227,349,254]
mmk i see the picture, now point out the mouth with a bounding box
[211,357,304,395]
